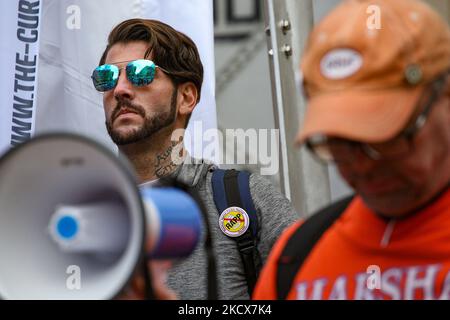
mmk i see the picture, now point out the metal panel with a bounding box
[263,0,332,216]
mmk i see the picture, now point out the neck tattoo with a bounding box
[154,140,183,178]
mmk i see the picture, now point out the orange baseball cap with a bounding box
[296,0,450,144]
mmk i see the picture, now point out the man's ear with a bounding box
[177,82,198,117]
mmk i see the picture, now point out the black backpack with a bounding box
[276,195,354,299]
[211,168,261,296]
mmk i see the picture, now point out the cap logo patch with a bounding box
[320,49,363,80]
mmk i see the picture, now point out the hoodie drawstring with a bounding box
[380,220,396,247]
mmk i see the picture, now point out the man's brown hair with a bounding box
[99,18,204,103]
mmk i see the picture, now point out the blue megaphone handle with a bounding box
[140,187,202,259]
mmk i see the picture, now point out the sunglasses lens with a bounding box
[126,59,156,87]
[92,65,119,92]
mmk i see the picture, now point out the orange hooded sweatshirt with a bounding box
[253,188,450,300]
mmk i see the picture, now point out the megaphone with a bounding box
[0,133,203,299]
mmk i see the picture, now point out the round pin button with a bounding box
[219,207,250,238]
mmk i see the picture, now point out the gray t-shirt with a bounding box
[165,158,299,299]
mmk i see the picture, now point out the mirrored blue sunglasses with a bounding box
[91,59,169,92]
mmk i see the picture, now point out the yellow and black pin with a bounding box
[218,206,250,238]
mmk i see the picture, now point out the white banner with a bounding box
[33,0,218,162]
[0,0,42,155]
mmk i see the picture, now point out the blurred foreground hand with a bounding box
[119,260,177,300]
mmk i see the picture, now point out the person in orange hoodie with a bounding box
[253,0,450,300]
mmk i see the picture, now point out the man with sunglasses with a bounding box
[253,0,450,300]
[92,19,298,299]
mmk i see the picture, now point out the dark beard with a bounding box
[106,88,178,145]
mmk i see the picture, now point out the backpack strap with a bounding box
[276,195,354,300]
[211,168,227,212]
[211,168,260,296]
